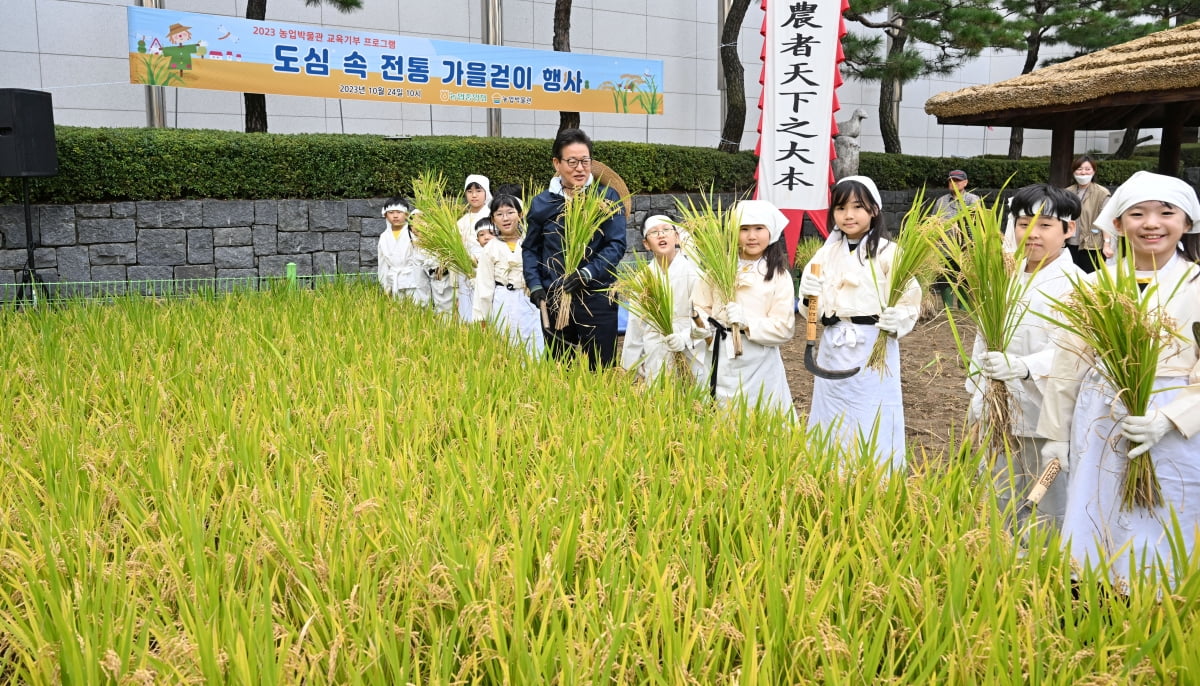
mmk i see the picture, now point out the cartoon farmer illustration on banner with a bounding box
[160,22,207,77]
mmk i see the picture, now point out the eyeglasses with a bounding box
[645,228,676,238]
[560,157,592,169]
[493,209,519,218]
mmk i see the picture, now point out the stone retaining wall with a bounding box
[0,191,922,296]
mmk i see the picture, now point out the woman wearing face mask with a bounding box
[1064,154,1112,273]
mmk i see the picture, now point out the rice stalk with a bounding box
[609,255,690,383]
[410,170,477,279]
[1044,251,1180,510]
[676,191,743,356]
[866,187,942,373]
[3,281,1199,681]
[553,182,620,330]
[792,237,824,277]
[941,189,1034,459]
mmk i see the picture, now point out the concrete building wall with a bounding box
[1,0,1139,157]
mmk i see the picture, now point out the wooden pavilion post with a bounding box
[1159,103,1185,177]
[1049,119,1076,187]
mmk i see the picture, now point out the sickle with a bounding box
[804,264,860,380]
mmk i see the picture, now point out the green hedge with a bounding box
[0,127,758,204]
[858,153,1155,190]
[0,126,1170,205]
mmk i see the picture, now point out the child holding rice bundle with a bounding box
[1038,171,1200,584]
[456,175,492,321]
[473,195,544,356]
[692,200,796,417]
[376,196,432,304]
[800,176,920,471]
[619,215,708,383]
[968,184,1082,529]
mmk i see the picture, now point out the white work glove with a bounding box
[979,351,1029,381]
[799,270,824,297]
[1120,410,1174,458]
[724,302,748,328]
[1042,440,1070,473]
[690,321,711,339]
[664,332,687,353]
[875,306,903,334]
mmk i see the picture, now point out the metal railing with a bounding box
[2,264,377,308]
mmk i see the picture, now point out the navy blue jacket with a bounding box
[521,184,627,293]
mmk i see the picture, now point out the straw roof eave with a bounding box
[924,22,1200,130]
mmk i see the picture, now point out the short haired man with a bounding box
[522,128,628,368]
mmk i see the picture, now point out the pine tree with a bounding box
[843,0,1018,154]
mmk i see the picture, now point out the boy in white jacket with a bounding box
[376,196,432,304]
[968,184,1082,529]
[620,215,708,382]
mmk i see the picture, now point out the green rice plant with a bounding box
[553,181,620,329]
[520,176,545,218]
[792,236,824,274]
[1042,251,1182,510]
[410,169,476,279]
[867,187,943,373]
[942,190,1036,458]
[3,283,1200,682]
[676,190,743,355]
[608,254,688,383]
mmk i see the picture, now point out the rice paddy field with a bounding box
[2,281,1200,684]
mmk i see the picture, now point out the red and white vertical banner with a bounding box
[755,0,848,258]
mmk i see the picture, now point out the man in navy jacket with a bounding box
[523,128,627,368]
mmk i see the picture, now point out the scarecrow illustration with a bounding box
[160,22,207,77]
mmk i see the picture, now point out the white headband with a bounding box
[643,215,675,233]
[836,175,883,208]
[1013,199,1076,223]
[1095,171,1200,235]
[732,200,789,245]
[381,201,411,217]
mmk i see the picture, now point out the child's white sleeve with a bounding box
[891,276,922,339]
[1035,331,1093,442]
[473,249,496,321]
[744,276,796,346]
[1162,381,1200,440]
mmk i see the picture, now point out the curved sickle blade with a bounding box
[805,341,859,380]
[803,264,859,380]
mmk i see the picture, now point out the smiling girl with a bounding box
[473,194,545,356]
[692,200,796,416]
[1038,171,1200,584]
[800,176,920,471]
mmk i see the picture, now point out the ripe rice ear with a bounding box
[554,182,621,330]
[677,191,743,356]
[1043,251,1182,510]
[410,170,477,279]
[609,256,690,382]
[942,187,1034,459]
[866,187,942,373]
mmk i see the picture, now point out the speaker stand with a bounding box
[14,177,47,308]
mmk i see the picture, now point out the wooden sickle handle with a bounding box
[805,264,821,342]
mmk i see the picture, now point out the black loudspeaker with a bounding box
[0,89,58,178]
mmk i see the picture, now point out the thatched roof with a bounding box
[925,21,1200,129]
